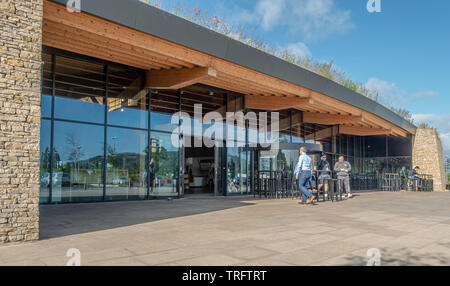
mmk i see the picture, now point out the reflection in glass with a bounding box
[54,55,105,123]
[151,90,179,132]
[150,132,179,197]
[151,112,178,133]
[108,66,147,129]
[39,119,51,203]
[227,147,241,194]
[106,127,148,200]
[387,157,412,174]
[292,124,304,143]
[52,121,104,203]
[41,53,52,118]
[279,110,291,143]
[239,147,248,194]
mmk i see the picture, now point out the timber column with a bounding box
[0,0,43,243]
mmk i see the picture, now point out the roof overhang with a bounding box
[45,0,416,137]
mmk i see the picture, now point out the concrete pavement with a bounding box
[0,192,449,266]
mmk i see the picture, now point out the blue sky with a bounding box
[149,0,450,156]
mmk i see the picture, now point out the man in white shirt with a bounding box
[295,147,316,205]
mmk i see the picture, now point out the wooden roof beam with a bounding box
[305,126,339,141]
[303,112,363,125]
[245,95,314,111]
[339,125,392,137]
[146,67,217,90]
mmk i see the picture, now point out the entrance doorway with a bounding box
[184,140,215,195]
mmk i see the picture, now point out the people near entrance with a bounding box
[207,164,214,193]
[294,147,316,205]
[334,155,353,199]
[408,166,421,191]
[316,153,331,199]
[149,158,155,192]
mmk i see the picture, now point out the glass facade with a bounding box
[105,127,148,201]
[150,131,179,197]
[39,48,181,204]
[39,48,414,204]
[52,121,104,203]
[39,119,51,203]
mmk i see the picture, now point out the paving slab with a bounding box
[0,192,449,266]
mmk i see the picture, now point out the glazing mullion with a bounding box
[147,89,152,200]
[49,53,56,204]
[102,64,108,201]
[177,89,182,198]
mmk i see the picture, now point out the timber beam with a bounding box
[245,95,314,111]
[146,67,217,90]
[303,112,363,125]
[339,125,392,136]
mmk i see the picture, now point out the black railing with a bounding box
[413,174,434,192]
[255,171,293,199]
[351,174,378,191]
[253,171,434,199]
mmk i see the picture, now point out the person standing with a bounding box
[316,153,331,199]
[295,147,316,205]
[334,155,353,198]
[207,164,214,193]
[149,158,155,193]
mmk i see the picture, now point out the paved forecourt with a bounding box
[0,192,449,266]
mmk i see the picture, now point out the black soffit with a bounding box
[51,0,417,135]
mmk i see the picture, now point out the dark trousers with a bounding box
[298,172,313,203]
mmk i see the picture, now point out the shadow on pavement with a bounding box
[39,196,256,240]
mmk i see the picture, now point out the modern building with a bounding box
[0,0,446,243]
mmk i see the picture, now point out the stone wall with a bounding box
[412,128,447,192]
[0,0,43,243]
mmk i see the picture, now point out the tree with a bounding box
[66,134,84,183]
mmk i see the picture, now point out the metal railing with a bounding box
[253,171,434,199]
[411,174,434,192]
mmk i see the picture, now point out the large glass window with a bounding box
[150,131,179,197]
[54,55,106,123]
[365,136,387,158]
[387,157,412,174]
[41,53,52,118]
[39,119,51,203]
[388,136,412,157]
[106,127,148,201]
[151,90,180,133]
[52,121,104,203]
[278,110,291,143]
[107,66,147,129]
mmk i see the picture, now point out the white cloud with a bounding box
[412,114,450,157]
[365,78,440,109]
[365,77,408,104]
[290,0,353,42]
[284,42,312,59]
[239,0,353,42]
[255,0,286,31]
[413,90,439,99]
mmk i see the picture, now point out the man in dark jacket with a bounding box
[149,158,155,192]
[334,155,352,198]
[316,153,331,199]
[408,166,421,191]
